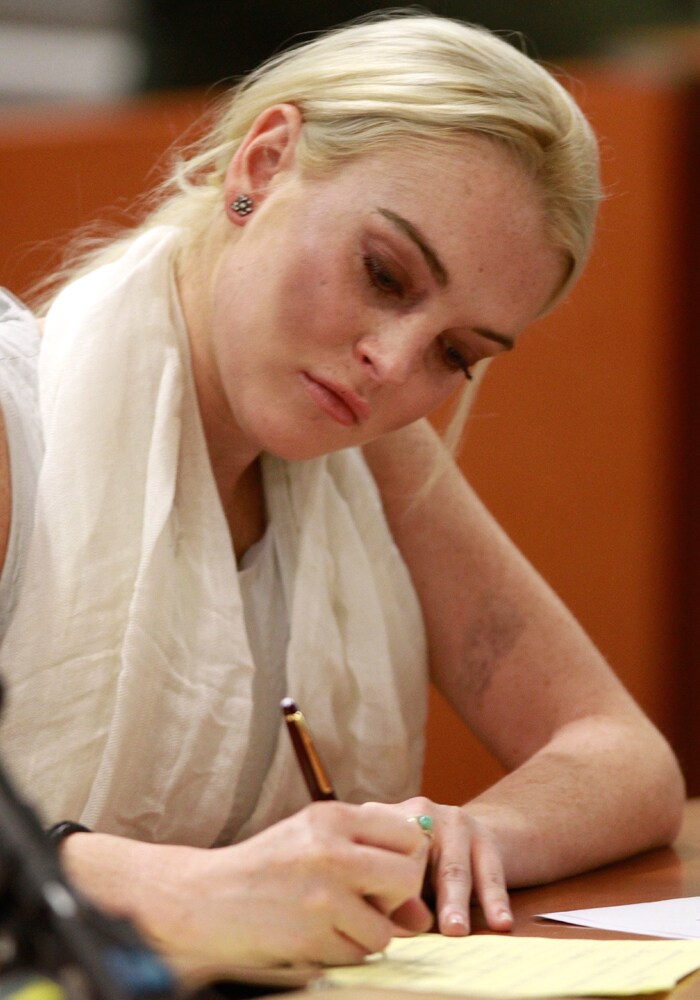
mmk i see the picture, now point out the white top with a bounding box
[224,528,289,841]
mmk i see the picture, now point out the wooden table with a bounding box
[257,799,700,1000]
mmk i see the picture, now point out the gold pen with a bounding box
[281,697,337,801]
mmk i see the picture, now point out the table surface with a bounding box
[252,799,700,1000]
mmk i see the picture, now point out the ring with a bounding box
[411,814,434,838]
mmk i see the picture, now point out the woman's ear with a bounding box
[223,103,303,225]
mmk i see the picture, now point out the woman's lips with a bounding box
[300,372,369,426]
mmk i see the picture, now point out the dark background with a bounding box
[138,0,698,90]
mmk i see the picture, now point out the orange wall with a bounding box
[0,92,211,298]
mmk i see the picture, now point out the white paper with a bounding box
[539,896,700,939]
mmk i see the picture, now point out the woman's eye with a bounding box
[443,344,474,381]
[363,255,404,297]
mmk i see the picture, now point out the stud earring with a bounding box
[231,194,254,216]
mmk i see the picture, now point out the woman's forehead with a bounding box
[301,135,547,242]
[311,133,533,198]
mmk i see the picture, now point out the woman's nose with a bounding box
[356,323,425,386]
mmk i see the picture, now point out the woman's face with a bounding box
[195,135,566,463]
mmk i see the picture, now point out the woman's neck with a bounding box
[176,235,267,557]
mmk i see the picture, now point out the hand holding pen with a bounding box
[281,696,435,920]
[280,697,512,939]
[281,699,432,844]
[281,699,436,842]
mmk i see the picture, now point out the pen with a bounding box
[281,697,337,801]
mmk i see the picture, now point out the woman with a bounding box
[0,11,684,970]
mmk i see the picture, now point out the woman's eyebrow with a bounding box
[474,327,515,350]
[377,207,515,351]
[377,208,449,287]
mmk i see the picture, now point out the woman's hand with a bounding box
[393,796,512,936]
[62,801,432,970]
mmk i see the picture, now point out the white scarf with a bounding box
[0,227,428,846]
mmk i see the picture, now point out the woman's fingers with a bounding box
[353,801,435,856]
[396,797,512,936]
[277,803,433,962]
[433,812,473,934]
[330,890,421,962]
[471,828,513,931]
[389,895,434,934]
[299,801,431,917]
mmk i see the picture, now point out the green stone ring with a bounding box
[416,814,434,836]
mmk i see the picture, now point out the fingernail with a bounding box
[444,912,468,935]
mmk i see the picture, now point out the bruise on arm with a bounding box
[455,594,525,706]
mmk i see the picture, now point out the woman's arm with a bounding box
[364,420,685,927]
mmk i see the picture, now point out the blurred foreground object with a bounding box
[0,680,176,1000]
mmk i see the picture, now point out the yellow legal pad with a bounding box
[323,934,700,997]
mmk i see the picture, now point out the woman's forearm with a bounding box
[60,832,202,954]
[464,713,685,888]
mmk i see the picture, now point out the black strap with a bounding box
[46,820,92,846]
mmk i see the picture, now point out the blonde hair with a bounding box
[41,10,600,309]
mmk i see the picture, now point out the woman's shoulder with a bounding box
[0,289,41,439]
[0,289,42,580]
[0,289,41,356]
